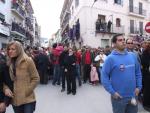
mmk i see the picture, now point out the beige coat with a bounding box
[9,57,40,106]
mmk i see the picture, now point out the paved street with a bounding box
[6,82,148,113]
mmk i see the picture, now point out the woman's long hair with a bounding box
[6,41,28,66]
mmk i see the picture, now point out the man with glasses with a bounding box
[126,38,134,52]
[126,38,141,64]
[101,34,142,113]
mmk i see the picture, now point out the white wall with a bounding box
[64,0,150,47]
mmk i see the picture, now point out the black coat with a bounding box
[34,52,49,71]
[59,51,68,67]
[64,54,76,72]
[0,53,13,106]
[141,49,150,108]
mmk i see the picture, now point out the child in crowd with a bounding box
[90,62,99,85]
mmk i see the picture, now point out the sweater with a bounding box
[101,50,142,98]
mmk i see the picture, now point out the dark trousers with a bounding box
[83,64,91,83]
[96,66,101,83]
[12,102,36,113]
[66,70,76,93]
[143,75,150,108]
[60,67,66,89]
[38,68,48,84]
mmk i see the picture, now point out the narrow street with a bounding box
[6,82,148,113]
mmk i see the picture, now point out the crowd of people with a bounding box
[0,34,150,113]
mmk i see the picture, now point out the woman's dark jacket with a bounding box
[141,48,150,109]
[0,53,13,106]
[64,54,76,72]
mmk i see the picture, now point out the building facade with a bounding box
[33,16,41,47]
[60,0,150,48]
[0,0,40,48]
[0,0,10,48]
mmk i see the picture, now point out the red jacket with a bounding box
[74,51,81,64]
[52,49,60,65]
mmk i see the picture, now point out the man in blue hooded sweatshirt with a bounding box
[101,34,142,113]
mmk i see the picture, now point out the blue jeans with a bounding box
[76,64,81,83]
[111,97,138,113]
[52,64,60,85]
[99,67,102,83]
[12,101,36,113]
[60,67,65,89]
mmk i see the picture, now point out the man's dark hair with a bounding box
[111,34,123,43]
[52,43,57,49]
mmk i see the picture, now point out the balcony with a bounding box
[0,23,10,36]
[11,22,26,38]
[11,2,25,19]
[61,14,70,34]
[25,17,33,31]
[26,30,33,40]
[129,27,144,35]
[96,24,124,34]
[129,6,146,18]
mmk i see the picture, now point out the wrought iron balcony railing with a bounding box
[11,2,25,19]
[129,27,144,35]
[11,22,26,36]
[96,24,124,34]
[129,6,146,16]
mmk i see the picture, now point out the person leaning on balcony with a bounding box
[107,20,112,32]
[4,41,40,113]
[101,34,142,113]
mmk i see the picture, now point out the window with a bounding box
[114,0,122,5]
[139,2,143,15]
[130,20,134,33]
[0,12,5,22]
[95,15,106,32]
[72,6,74,14]
[139,22,143,35]
[75,0,79,8]
[98,14,106,22]
[116,18,121,27]
[2,43,7,48]
[129,0,133,12]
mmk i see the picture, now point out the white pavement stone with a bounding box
[6,82,148,113]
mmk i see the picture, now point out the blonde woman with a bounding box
[5,41,40,113]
